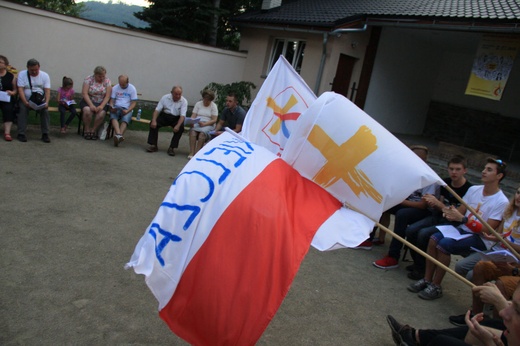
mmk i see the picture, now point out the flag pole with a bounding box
[345,202,476,288]
[443,185,520,261]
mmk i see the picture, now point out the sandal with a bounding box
[91,133,99,140]
[84,132,92,140]
[4,133,12,141]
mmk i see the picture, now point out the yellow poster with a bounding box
[465,34,520,101]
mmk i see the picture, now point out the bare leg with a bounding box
[119,122,127,136]
[4,121,12,135]
[92,111,106,135]
[194,132,205,155]
[189,130,197,156]
[82,107,93,133]
[424,238,438,282]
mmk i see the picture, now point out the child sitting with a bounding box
[57,76,77,134]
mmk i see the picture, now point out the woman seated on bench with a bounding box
[80,66,111,140]
[187,89,218,159]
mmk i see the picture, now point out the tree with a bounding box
[12,0,85,16]
[134,0,261,50]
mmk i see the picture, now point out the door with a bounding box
[331,54,357,100]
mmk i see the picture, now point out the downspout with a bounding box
[314,24,368,94]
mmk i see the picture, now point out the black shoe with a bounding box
[386,315,417,346]
[449,312,473,326]
[17,134,27,142]
[405,264,416,272]
[42,134,50,143]
[167,147,175,156]
[407,269,424,280]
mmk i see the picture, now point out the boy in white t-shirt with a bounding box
[408,157,509,300]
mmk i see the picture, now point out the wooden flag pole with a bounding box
[443,185,520,261]
[345,203,476,288]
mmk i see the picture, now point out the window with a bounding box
[268,39,306,74]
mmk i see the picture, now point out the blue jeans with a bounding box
[387,207,432,260]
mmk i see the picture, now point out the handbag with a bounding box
[27,71,45,105]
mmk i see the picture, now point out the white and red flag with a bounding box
[283,92,444,222]
[126,66,445,343]
[126,132,346,345]
[242,55,316,156]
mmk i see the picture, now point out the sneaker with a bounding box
[167,147,175,156]
[18,134,27,142]
[405,264,416,272]
[449,312,472,326]
[386,315,417,346]
[41,134,51,143]
[407,269,424,280]
[146,145,158,153]
[114,135,120,147]
[418,283,443,300]
[373,255,399,269]
[354,240,373,250]
[407,278,429,293]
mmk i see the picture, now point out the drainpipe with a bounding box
[314,24,368,94]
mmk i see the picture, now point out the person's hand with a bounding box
[7,90,16,96]
[150,119,157,129]
[90,105,97,113]
[472,283,508,309]
[173,125,180,133]
[422,194,438,208]
[443,205,464,222]
[465,310,504,345]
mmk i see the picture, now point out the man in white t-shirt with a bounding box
[16,58,51,143]
[408,157,509,300]
[109,75,138,147]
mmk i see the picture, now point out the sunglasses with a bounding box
[494,159,507,167]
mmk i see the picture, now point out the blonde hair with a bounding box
[503,186,520,220]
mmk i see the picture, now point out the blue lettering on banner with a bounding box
[149,223,182,266]
[149,138,256,266]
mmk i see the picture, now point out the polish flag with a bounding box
[126,132,345,345]
[242,55,316,156]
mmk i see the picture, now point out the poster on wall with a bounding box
[465,34,520,101]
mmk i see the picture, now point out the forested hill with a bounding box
[80,1,149,29]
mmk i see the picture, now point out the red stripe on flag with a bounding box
[159,159,341,345]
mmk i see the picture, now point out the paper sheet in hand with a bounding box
[28,100,47,110]
[184,117,201,125]
[470,247,519,263]
[0,91,11,102]
[436,225,473,241]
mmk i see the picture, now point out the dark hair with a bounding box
[227,92,238,103]
[0,55,9,65]
[448,155,467,168]
[487,157,507,182]
[26,58,40,67]
[62,76,73,88]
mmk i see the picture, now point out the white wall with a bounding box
[365,27,520,134]
[364,28,441,134]
[0,1,247,105]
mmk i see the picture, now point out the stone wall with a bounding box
[423,101,520,162]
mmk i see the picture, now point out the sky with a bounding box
[76,0,149,7]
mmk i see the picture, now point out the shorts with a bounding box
[431,230,486,255]
[110,109,133,124]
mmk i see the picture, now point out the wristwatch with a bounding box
[513,267,519,276]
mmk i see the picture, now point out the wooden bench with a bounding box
[131,116,191,132]
[47,106,115,138]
